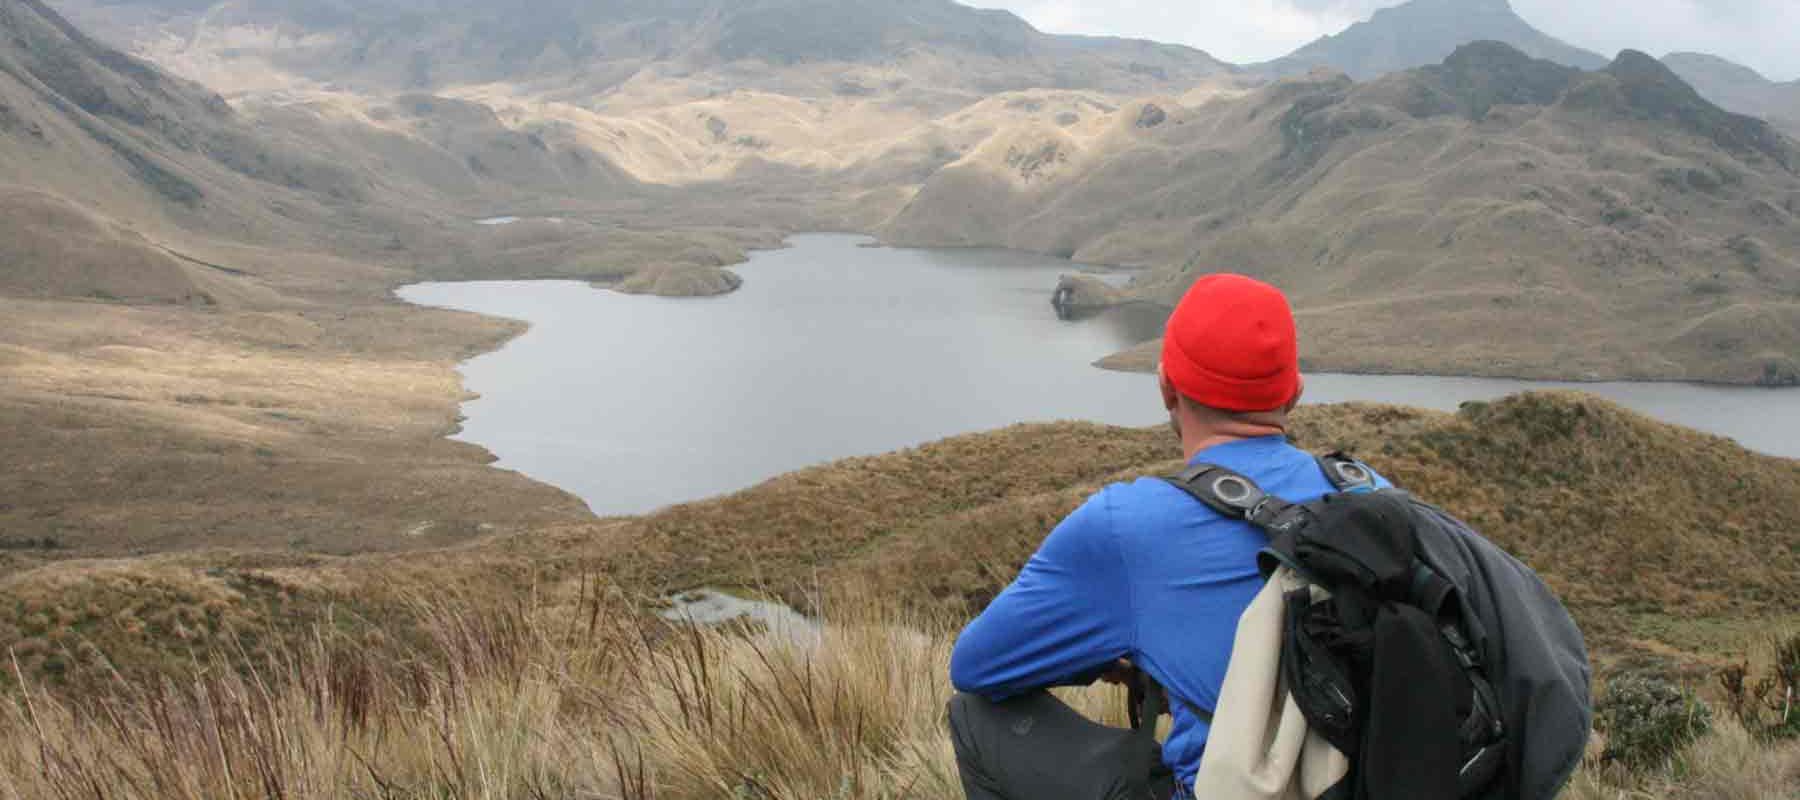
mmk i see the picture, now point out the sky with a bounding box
[983,0,1800,82]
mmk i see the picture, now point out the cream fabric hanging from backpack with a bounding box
[1190,568,1350,799]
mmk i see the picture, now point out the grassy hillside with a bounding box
[589,392,1800,674]
[0,0,402,255]
[1,392,1796,797]
[5,587,1796,800]
[0,189,217,303]
[885,43,1800,386]
[2,0,786,298]
[6,392,1796,693]
[0,0,803,586]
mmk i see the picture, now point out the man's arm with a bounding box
[949,488,1134,700]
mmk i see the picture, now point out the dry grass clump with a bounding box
[0,580,972,800]
[1,562,256,688]
[616,604,962,799]
[618,421,1173,602]
[1565,720,1800,800]
[1,591,616,800]
[10,580,1800,800]
[0,583,1134,800]
[4,584,1796,800]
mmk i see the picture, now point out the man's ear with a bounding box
[1159,367,1180,412]
[1284,375,1306,413]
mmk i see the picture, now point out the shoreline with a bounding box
[389,264,1798,525]
[1096,344,1800,390]
[391,257,1799,391]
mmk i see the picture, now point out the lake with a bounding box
[399,234,1799,516]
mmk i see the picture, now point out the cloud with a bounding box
[1282,0,1394,15]
[984,0,1800,80]
[993,0,1354,65]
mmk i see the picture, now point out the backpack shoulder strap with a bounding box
[1162,464,1315,565]
[1163,462,1293,523]
[1166,453,1378,522]
[1315,452,1379,493]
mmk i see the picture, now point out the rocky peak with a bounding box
[1571,50,1795,170]
[1418,40,1581,117]
[1258,0,1605,79]
[1368,0,1516,18]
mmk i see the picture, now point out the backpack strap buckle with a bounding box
[1165,463,1295,529]
[1317,452,1379,493]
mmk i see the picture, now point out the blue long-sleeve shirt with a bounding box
[950,435,1386,788]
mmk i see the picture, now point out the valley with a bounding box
[0,0,1793,579]
[0,0,1798,795]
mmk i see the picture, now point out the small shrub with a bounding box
[1721,633,1800,740]
[0,536,62,551]
[1597,673,1712,768]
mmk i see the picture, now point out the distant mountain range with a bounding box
[1249,0,1800,137]
[1253,0,1606,78]
[48,0,1232,96]
[1663,52,1800,136]
[1240,0,1800,137]
[10,0,1800,385]
[57,0,1799,135]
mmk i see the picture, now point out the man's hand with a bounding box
[1098,658,1137,686]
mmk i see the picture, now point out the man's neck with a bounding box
[1180,419,1287,462]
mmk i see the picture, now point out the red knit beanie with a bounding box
[1160,273,1300,412]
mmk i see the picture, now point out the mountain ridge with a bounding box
[1663,51,1800,137]
[1254,0,1607,79]
[883,41,1800,386]
[48,0,1234,96]
[49,0,1800,154]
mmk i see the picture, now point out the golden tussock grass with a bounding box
[3,587,1793,800]
[1565,720,1800,800]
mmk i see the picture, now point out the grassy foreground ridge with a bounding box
[1,392,1798,797]
[1,579,1795,798]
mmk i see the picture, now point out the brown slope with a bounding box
[0,0,393,302]
[745,393,1799,667]
[0,0,689,301]
[0,188,210,303]
[6,392,1794,689]
[0,0,387,219]
[491,392,1800,637]
[0,0,650,588]
[883,43,1800,386]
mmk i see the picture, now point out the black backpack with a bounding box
[1160,453,1591,800]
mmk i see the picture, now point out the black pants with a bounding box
[947,691,1178,800]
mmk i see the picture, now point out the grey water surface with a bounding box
[399,234,1798,516]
